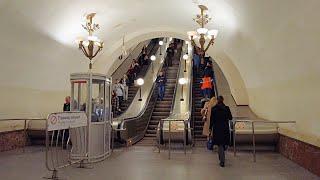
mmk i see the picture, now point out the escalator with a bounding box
[114,39,160,117]
[136,43,182,146]
[192,73,207,146]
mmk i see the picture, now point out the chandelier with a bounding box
[76,13,104,70]
[187,5,218,53]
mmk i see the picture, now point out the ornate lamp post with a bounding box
[187,5,218,53]
[77,13,104,70]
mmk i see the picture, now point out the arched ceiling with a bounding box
[0,0,319,145]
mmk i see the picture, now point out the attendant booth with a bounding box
[69,73,112,163]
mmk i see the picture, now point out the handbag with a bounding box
[207,138,213,150]
[207,129,214,150]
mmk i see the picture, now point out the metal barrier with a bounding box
[45,111,88,180]
[232,119,296,162]
[158,118,191,159]
[0,118,46,152]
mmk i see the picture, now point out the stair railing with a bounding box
[232,119,296,162]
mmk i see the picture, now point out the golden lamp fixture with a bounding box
[76,13,104,69]
[187,5,218,53]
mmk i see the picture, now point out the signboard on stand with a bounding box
[47,112,87,131]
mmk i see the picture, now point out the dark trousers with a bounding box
[118,96,123,107]
[218,145,225,163]
[158,85,165,100]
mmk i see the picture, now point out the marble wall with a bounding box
[279,135,320,177]
[0,130,27,152]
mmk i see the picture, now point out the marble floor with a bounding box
[0,146,318,180]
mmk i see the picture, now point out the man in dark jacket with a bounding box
[156,71,166,100]
[210,96,233,167]
[166,44,174,67]
[63,96,71,111]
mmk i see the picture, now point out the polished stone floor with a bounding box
[0,146,318,180]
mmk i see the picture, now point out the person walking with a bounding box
[156,71,166,100]
[210,96,233,167]
[201,97,217,139]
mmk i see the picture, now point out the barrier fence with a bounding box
[45,111,88,180]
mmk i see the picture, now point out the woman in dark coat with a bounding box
[210,96,233,167]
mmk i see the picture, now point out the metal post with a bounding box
[111,126,114,152]
[138,88,142,101]
[184,59,187,72]
[152,62,154,73]
[180,85,184,101]
[184,121,186,155]
[252,122,256,162]
[186,44,189,55]
[233,121,236,156]
[23,120,27,153]
[168,121,171,159]
[158,122,161,153]
[160,46,162,55]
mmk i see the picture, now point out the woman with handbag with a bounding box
[210,96,233,167]
[201,97,217,140]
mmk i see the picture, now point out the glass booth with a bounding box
[70,73,112,163]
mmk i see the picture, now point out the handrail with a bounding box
[169,44,183,113]
[232,119,296,162]
[212,61,219,97]
[111,41,151,76]
[188,45,194,145]
[0,118,46,121]
[0,118,47,153]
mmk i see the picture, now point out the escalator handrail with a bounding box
[169,45,183,113]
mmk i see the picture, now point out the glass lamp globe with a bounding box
[150,55,156,61]
[137,78,144,86]
[183,54,189,60]
[179,78,187,85]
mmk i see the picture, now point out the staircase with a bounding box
[192,71,207,146]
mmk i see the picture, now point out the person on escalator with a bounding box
[203,62,214,79]
[193,51,201,74]
[166,44,174,67]
[200,75,213,99]
[114,79,124,108]
[201,97,217,139]
[210,96,233,167]
[156,71,166,101]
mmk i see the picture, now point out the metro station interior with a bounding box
[0,1,319,179]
